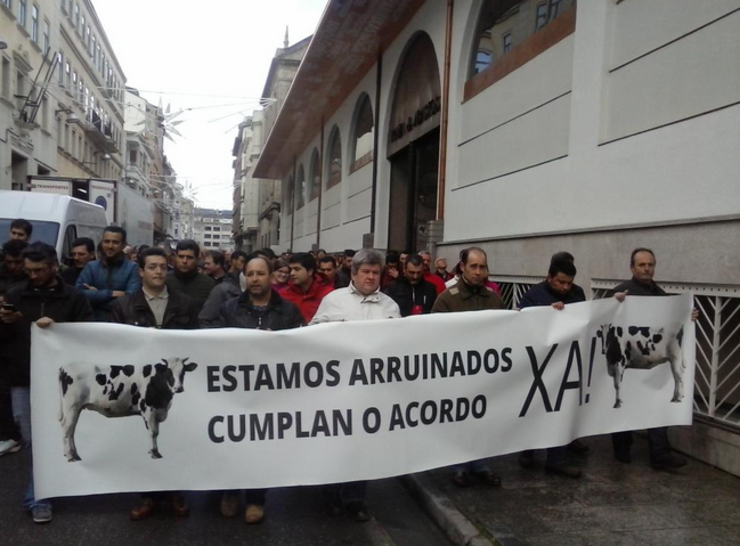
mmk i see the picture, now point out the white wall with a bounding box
[442,0,740,242]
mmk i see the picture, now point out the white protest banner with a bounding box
[31,294,694,499]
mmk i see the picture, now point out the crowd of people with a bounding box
[0,218,694,525]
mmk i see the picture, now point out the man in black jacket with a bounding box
[166,240,215,315]
[0,243,93,523]
[384,254,437,316]
[110,246,197,520]
[610,247,697,470]
[214,255,303,524]
[0,240,27,457]
[111,247,199,330]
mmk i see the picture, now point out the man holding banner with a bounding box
[432,247,504,488]
[215,254,304,524]
[110,246,199,520]
[0,243,93,523]
[517,256,586,478]
[311,249,400,521]
[611,248,697,469]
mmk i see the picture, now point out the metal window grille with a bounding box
[592,280,740,430]
[490,276,542,310]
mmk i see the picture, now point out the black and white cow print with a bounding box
[58,357,198,461]
[597,324,685,409]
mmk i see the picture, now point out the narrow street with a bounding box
[0,449,453,546]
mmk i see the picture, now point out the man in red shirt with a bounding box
[281,253,334,322]
[418,251,446,294]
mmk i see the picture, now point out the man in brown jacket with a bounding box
[432,246,503,488]
[432,247,503,313]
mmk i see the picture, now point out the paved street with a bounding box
[418,433,740,546]
[0,449,452,546]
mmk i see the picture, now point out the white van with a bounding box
[0,190,108,265]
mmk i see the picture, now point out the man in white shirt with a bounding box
[311,250,400,521]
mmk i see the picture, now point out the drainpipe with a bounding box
[317,120,324,250]
[437,0,454,220]
[370,50,383,236]
[290,155,296,251]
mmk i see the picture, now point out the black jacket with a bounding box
[215,289,304,331]
[611,278,666,297]
[109,288,199,329]
[166,270,215,315]
[518,281,586,309]
[199,273,242,328]
[0,278,93,386]
[0,263,26,297]
[384,277,438,317]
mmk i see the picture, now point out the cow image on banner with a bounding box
[596,323,685,409]
[30,294,695,499]
[58,357,198,461]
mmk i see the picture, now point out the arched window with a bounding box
[285,175,294,213]
[296,165,306,210]
[468,0,576,79]
[351,94,374,170]
[308,148,320,202]
[326,127,342,189]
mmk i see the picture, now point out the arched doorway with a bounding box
[387,32,441,253]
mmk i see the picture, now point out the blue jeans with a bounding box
[11,387,51,511]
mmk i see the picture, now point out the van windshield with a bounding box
[0,219,60,248]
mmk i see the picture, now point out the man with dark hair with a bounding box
[110,246,197,521]
[62,237,96,286]
[9,219,33,242]
[215,255,303,524]
[517,257,586,478]
[228,250,248,276]
[335,249,355,289]
[166,240,215,315]
[76,226,140,321]
[433,247,503,488]
[0,241,28,295]
[610,248,697,470]
[281,252,334,323]
[417,251,446,294]
[384,254,438,316]
[311,250,400,521]
[381,251,400,289]
[0,243,93,523]
[318,255,340,288]
[0,240,28,456]
[199,251,257,329]
[204,250,227,285]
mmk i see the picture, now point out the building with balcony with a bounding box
[0,0,126,189]
[55,0,125,180]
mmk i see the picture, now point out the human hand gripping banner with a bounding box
[31,294,695,498]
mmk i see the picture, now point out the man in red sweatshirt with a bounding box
[281,252,334,322]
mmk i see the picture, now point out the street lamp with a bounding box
[0,36,7,50]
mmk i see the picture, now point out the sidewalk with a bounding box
[405,433,740,546]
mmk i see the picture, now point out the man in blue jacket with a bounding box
[517,256,587,478]
[76,226,140,321]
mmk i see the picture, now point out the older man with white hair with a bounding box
[311,249,400,521]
